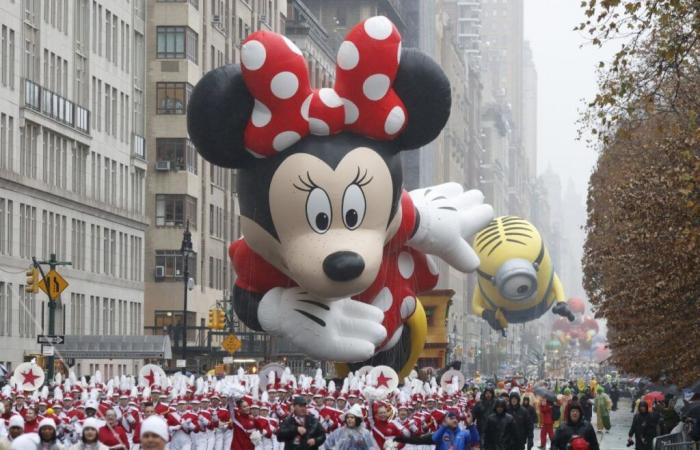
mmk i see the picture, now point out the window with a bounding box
[1,113,14,171]
[20,122,38,178]
[156,82,192,114]
[19,204,36,259]
[155,194,197,228]
[156,138,197,173]
[156,26,198,63]
[155,250,197,281]
[0,199,13,256]
[153,310,196,341]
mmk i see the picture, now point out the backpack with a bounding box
[567,436,590,450]
[552,404,561,421]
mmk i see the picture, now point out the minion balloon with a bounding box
[471,216,575,333]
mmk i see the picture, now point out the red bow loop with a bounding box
[240,16,407,157]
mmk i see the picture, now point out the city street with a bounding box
[596,399,634,450]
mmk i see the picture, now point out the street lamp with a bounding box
[180,220,193,363]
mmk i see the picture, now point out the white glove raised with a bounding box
[258,287,387,362]
[249,430,263,446]
[408,182,493,272]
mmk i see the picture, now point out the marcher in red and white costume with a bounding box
[369,402,409,449]
[167,400,190,450]
[231,397,260,450]
[199,397,215,450]
[210,396,231,450]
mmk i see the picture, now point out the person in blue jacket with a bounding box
[432,412,481,450]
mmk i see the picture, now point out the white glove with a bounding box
[249,430,263,446]
[258,287,387,362]
[408,182,493,272]
[127,415,135,424]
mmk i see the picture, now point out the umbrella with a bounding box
[644,391,665,405]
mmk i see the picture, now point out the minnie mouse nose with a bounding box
[323,251,365,282]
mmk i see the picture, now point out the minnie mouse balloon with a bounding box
[187,16,493,378]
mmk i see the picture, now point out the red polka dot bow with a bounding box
[240,16,407,157]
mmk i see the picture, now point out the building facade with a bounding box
[0,0,147,375]
[143,0,287,368]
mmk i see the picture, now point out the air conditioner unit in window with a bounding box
[155,266,165,279]
[260,15,267,23]
[212,15,221,24]
[155,160,171,171]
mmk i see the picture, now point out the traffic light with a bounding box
[25,266,39,293]
[208,308,225,330]
[216,308,226,330]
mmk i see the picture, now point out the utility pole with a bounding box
[31,253,71,384]
[180,222,193,365]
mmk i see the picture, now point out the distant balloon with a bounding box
[568,297,586,314]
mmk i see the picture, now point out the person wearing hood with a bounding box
[473,387,496,442]
[579,388,594,423]
[0,416,25,450]
[431,411,480,450]
[627,400,660,450]
[483,398,518,450]
[323,405,378,450]
[507,391,533,450]
[537,398,554,449]
[38,418,65,450]
[593,386,612,433]
[551,403,598,450]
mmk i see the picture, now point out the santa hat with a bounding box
[8,415,25,428]
[38,418,56,430]
[140,416,169,442]
[82,418,102,431]
[345,404,363,419]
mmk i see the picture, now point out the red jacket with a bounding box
[231,410,257,450]
[98,424,130,449]
[539,402,553,425]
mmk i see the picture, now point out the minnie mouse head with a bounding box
[188,17,451,300]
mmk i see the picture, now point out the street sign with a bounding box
[42,346,55,356]
[222,357,234,364]
[175,360,187,368]
[37,270,69,299]
[221,334,241,354]
[37,335,65,345]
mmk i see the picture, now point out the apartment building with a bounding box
[143,0,287,364]
[0,0,148,375]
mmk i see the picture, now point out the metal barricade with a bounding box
[654,432,698,450]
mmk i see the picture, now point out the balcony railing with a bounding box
[24,79,90,134]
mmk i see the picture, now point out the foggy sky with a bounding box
[523,0,618,196]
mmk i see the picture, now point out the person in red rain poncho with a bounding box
[539,397,555,449]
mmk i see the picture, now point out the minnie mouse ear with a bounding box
[393,48,451,150]
[187,64,255,169]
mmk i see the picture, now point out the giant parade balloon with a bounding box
[471,217,575,333]
[187,16,493,377]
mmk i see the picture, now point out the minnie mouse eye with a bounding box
[342,184,366,230]
[306,188,332,234]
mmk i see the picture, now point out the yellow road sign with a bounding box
[221,334,241,354]
[38,270,69,299]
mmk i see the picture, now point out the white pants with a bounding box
[192,432,208,450]
[171,430,191,450]
[214,428,233,450]
[205,430,215,450]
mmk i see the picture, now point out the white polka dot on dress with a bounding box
[372,287,393,312]
[400,296,416,320]
[300,94,313,121]
[398,252,415,279]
